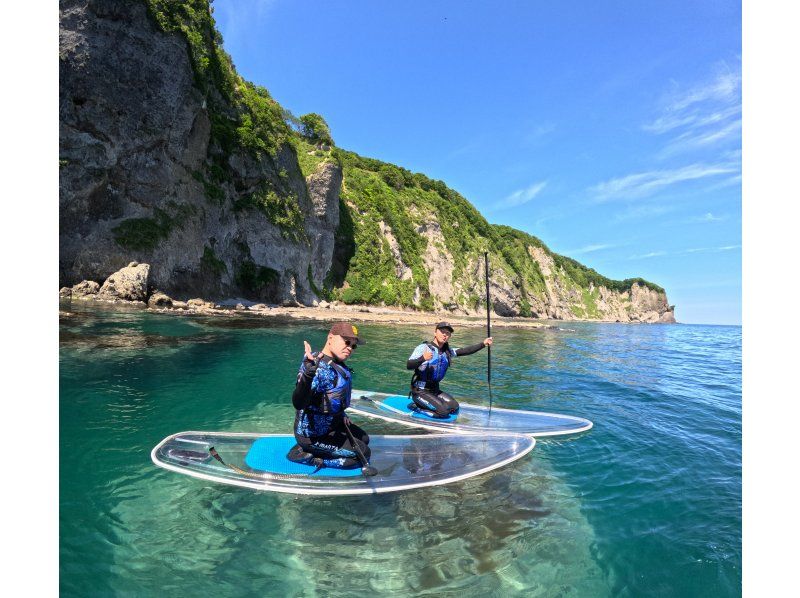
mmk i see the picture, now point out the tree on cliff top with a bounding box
[299,113,334,146]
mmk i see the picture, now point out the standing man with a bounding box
[288,322,370,469]
[406,322,493,418]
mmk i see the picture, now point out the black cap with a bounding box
[435,321,454,332]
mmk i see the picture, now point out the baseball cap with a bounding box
[435,321,454,332]
[329,321,365,345]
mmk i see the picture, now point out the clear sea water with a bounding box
[59,301,741,597]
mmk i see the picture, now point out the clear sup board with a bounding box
[348,390,593,436]
[151,431,535,496]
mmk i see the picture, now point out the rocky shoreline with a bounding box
[60,295,555,330]
[59,261,679,329]
[58,262,550,329]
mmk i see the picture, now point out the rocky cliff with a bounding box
[60,0,338,305]
[59,0,675,323]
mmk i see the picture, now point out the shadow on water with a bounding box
[59,328,221,351]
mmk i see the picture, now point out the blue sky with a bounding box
[212,0,742,325]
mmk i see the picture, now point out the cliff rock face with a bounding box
[59,0,676,322]
[59,0,340,304]
[519,247,676,322]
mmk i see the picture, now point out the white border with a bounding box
[151,431,535,496]
[348,390,594,437]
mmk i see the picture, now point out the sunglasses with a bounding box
[342,338,358,349]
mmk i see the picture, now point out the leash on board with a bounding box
[209,446,325,478]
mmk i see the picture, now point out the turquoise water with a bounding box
[60,302,741,596]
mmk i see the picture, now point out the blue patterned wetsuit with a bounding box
[289,353,370,468]
[406,341,487,417]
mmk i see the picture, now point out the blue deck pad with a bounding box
[244,437,363,477]
[381,395,459,422]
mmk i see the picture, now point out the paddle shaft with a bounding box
[484,252,493,411]
[343,418,377,476]
[484,253,492,382]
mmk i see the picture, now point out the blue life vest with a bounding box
[295,354,352,437]
[413,342,452,389]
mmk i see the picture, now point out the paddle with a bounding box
[484,252,493,412]
[343,417,378,477]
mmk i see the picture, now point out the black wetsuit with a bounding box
[406,341,486,418]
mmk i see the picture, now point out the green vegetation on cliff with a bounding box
[142,0,667,315]
[112,216,171,252]
[325,150,664,308]
[145,0,291,159]
[492,225,666,295]
[113,204,195,252]
[232,183,305,242]
[298,113,334,146]
[200,245,227,275]
[291,138,337,178]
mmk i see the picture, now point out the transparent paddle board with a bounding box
[151,431,535,496]
[348,390,593,436]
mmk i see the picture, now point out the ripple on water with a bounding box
[94,454,609,596]
[61,308,740,596]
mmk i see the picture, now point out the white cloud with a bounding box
[612,203,675,222]
[660,119,741,157]
[523,122,557,146]
[568,243,616,255]
[492,181,547,210]
[722,148,742,162]
[628,251,668,260]
[644,104,741,135]
[681,245,741,254]
[590,163,738,201]
[629,245,741,260]
[690,119,741,145]
[703,173,742,193]
[688,212,726,223]
[643,63,741,158]
[661,69,741,115]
